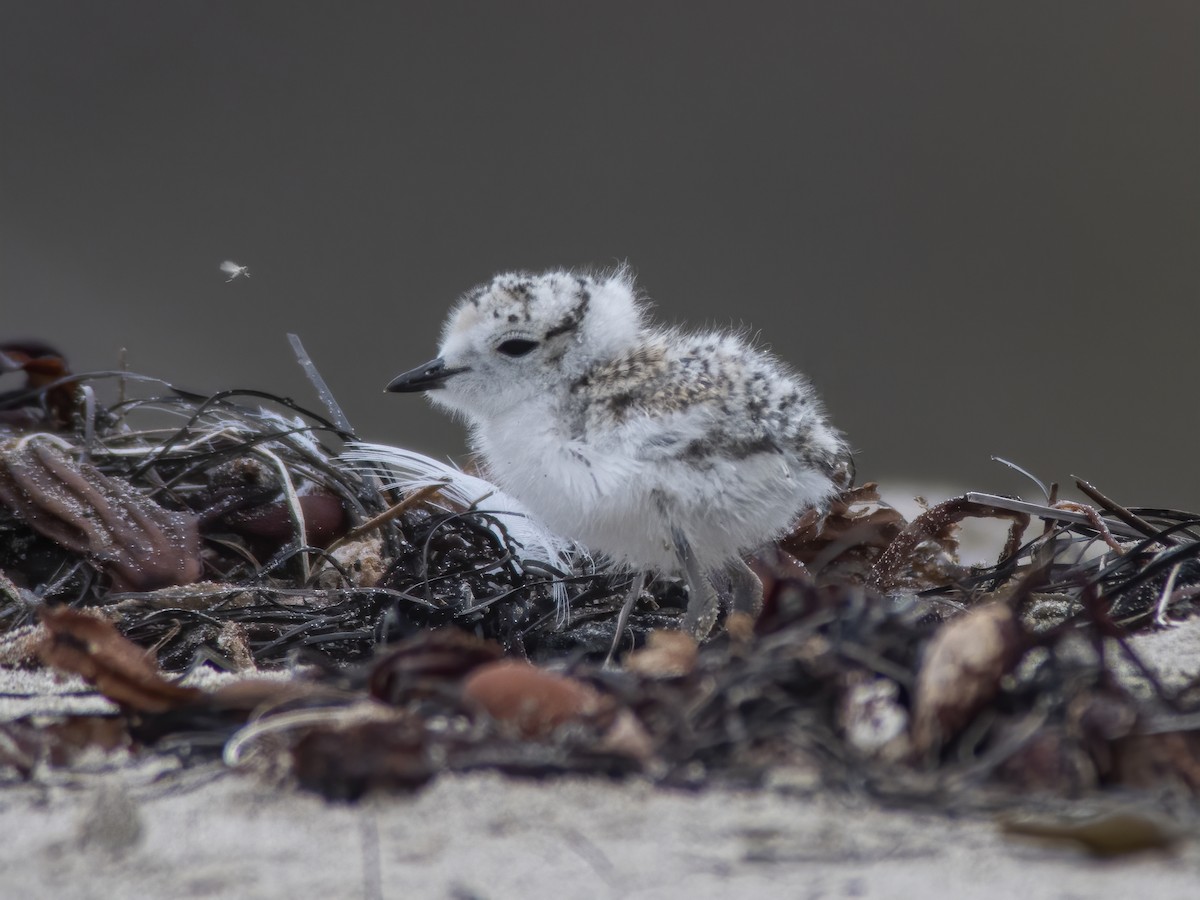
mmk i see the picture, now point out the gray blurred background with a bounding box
[3,2,1198,508]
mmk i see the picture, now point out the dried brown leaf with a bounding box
[624,630,698,679]
[292,717,435,799]
[223,490,348,549]
[0,438,201,591]
[0,341,80,426]
[461,660,609,738]
[911,603,1023,754]
[868,495,1029,592]
[781,483,906,583]
[369,628,504,705]
[597,708,656,763]
[208,677,334,713]
[1113,730,1200,793]
[37,607,202,713]
[1000,811,1181,857]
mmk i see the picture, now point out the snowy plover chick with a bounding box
[387,269,852,649]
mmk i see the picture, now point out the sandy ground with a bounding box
[1,763,1198,900]
[2,486,1198,899]
[2,619,1198,899]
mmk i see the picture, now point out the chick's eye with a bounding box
[496,338,539,358]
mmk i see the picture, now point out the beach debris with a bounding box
[911,602,1023,755]
[462,660,608,739]
[838,674,910,761]
[999,810,1181,857]
[782,482,905,583]
[38,607,202,713]
[2,335,1199,815]
[623,630,698,679]
[0,436,201,591]
[368,628,504,704]
[867,495,1029,593]
[0,341,81,427]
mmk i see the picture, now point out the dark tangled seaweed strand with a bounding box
[110,587,429,671]
[378,504,553,636]
[10,352,1200,801]
[371,502,642,659]
[928,496,1200,633]
[18,350,423,576]
[595,578,937,789]
[0,368,409,655]
[0,361,622,666]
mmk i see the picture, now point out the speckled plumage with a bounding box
[388,268,852,643]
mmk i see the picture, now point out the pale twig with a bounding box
[322,481,449,558]
[1153,563,1184,628]
[1053,501,1126,554]
[223,703,396,768]
[287,333,355,437]
[963,493,1144,540]
[1074,477,1171,545]
[254,445,309,583]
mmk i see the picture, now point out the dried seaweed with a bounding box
[0,362,618,663]
[4,347,1200,810]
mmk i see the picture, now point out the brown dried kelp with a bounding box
[0,362,617,664]
[0,436,201,591]
[0,341,81,428]
[5,344,1200,808]
[38,606,203,712]
[46,559,1197,803]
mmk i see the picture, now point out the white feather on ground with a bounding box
[340,442,590,616]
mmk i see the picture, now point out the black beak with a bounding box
[385,357,469,393]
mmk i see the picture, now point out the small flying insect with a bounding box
[220,260,251,282]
